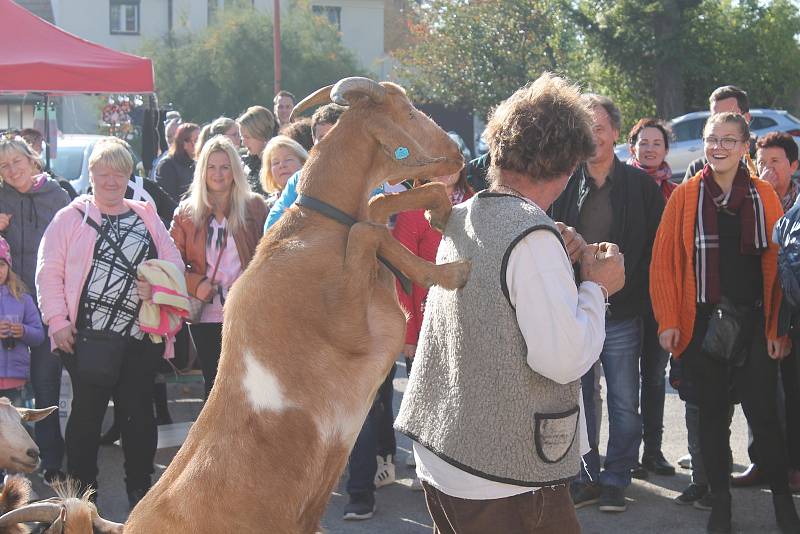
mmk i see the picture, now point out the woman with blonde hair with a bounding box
[170,136,267,396]
[259,135,307,210]
[237,106,275,196]
[0,136,70,485]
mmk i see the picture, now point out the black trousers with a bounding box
[63,336,163,492]
[188,322,222,397]
[683,308,790,495]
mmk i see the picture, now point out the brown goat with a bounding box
[0,77,468,533]
[0,477,31,534]
[0,397,57,474]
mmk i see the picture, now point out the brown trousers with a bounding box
[422,481,581,534]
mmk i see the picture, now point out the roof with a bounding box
[0,0,154,94]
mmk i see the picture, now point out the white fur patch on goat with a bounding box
[316,401,370,446]
[243,352,293,412]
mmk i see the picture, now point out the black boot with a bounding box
[707,492,732,534]
[99,422,120,446]
[774,494,800,534]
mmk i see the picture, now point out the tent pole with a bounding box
[44,94,51,173]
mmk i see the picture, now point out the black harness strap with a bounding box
[296,194,412,294]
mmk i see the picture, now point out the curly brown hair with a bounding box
[484,73,594,183]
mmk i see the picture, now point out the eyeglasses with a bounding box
[703,136,742,150]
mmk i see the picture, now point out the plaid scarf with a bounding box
[626,157,677,201]
[781,181,800,212]
[694,163,768,304]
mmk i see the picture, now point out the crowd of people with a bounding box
[0,79,798,534]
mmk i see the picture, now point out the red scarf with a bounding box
[627,157,677,201]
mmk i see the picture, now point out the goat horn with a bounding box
[290,84,334,122]
[92,509,125,533]
[0,502,62,526]
[331,77,386,106]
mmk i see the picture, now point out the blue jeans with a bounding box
[30,326,64,472]
[346,364,396,496]
[579,317,643,489]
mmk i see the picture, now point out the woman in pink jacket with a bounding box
[36,139,183,508]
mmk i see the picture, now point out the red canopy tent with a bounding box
[0,0,154,94]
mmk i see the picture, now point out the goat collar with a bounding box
[296,194,412,294]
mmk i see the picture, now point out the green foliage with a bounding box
[392,0,585,115]
[141,2,364,124]
[394,0,800,132]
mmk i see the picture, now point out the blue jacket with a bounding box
[0,287,45,380]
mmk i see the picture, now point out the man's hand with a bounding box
[400,343,416,361]
[53,325,77,354]
[0,213,12,232]
[555,222,586,264]
[768,336,792,360]
[759,167,779,190]
[579,242,625,296]
[659,328,680,352]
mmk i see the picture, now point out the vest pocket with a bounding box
[534,405,579,464]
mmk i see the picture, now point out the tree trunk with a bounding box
[653,0,685,119]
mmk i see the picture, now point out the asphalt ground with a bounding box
[20,358,798,533]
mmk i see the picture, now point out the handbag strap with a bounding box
[75,208,138,277]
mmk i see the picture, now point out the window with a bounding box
[749,116,778,131]
[312,5,342,31]
[672,118,706,143]
[110,1,140,35]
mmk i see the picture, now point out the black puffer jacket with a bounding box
[549,157,665,320]
[155,153,194,202]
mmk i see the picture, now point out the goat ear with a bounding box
[17,405,58,423]
[366,114,444,174]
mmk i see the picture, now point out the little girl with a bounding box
[0,236,44,405]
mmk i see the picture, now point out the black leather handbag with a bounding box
[701,297,752,367]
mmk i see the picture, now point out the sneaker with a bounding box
[410,477,423,492]
[570,481,602,509]
[598,485,627,513]
[374,455,395,489]
[674,483,708,506]
[678,454,692,469]
[343,492,376,520]
[405,452,416,468]
[42,469,67,488]
[641,451,676,476]
[693,491,713,511]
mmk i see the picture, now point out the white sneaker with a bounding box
[410,477,423,492]
[374,455,395,489]
[405,452,416,468]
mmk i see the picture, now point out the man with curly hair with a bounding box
[395,73,625,532]
[550,94,665,513]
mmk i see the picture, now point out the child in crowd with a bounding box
[0,236,44,405]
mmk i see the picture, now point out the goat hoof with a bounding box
[436,260,471,289]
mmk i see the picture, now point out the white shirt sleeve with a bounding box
[506,230,606,385]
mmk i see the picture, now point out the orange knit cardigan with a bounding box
[649,172,784,358]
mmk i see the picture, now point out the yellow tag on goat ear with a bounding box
[395,147,409,160]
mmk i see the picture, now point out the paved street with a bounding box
[23,359,797,533]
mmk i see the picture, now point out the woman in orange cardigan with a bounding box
[650,112,798,534]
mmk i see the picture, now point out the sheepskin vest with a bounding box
[395,191,582,486]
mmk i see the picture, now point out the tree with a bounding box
[140,2,364,123]
[392,0,585,116]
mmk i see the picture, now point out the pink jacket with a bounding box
[36,195,184,351]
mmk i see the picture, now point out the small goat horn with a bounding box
[0,502,62,526]
[290,84,334,122]
[331,77,386,106]
[92,508,125,533]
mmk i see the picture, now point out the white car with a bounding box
[50,134,142,194]
[615,109,800,178]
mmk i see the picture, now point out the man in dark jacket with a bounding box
[550,94,664,513]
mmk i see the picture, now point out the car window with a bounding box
[51,146,85,181]
[750,116,778,131]
[671,118,705,142]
